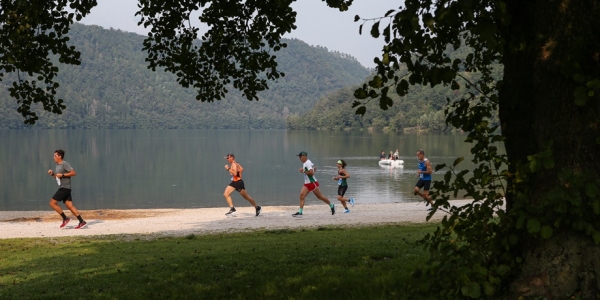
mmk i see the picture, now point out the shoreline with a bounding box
[0,200,472,239]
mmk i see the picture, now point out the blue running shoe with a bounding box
[344,209,350,213]
[349,198,355,207]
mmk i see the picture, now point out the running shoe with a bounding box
[292,212,303,218]
[60,218,71,228]
[255,206,262,217]
[74,221,87,229]
[344,209,350,213]
[331,204,335,215]
[225,207,236,216]
[349,198,355,207]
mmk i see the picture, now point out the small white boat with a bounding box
[378,159,404,167]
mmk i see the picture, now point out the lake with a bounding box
[0,129,480,211]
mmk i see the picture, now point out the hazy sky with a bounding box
[78,0,401,67]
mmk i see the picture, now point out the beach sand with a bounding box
[0,200,472,239]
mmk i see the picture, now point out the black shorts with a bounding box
[415,179,431,191]
[228,180,245,192]
[52,188,73,202]
[337,185,348,196]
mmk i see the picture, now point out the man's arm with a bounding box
[57,169,76,178]
[425,160,433,174]
[303,167,314,176]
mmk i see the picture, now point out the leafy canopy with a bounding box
[0,0,354,124]
[0,0,97,124]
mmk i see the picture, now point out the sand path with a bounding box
[0,200,472,239]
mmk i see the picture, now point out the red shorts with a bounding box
[303,181,320,192]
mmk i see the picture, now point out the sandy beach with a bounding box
[0,200,472,239]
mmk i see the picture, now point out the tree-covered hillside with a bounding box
[287,46,502,133]
[0,23,369,129]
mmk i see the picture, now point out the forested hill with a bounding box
[0,23,370,129]
[287,47,502,133]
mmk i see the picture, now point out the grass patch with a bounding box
[0,224,438,299]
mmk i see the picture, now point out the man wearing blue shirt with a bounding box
[413,149,434,207]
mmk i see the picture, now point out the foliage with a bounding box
[136,0,354,104]
[0,224,437,299]
[3,0,600,298]
[0,24,369,129]
[353,0,600,298]
[349,0,516,297]
[0,0,97,124]
[288,46,501,133]
[0,0,358,126]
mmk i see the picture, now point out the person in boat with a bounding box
[379,150,386,160]
[394,149,399,160]
[388,150,394,160]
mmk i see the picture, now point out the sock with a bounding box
[299,208,303,214]
[76,215,84,223]
[60,212,67,220]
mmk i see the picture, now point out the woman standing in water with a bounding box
[332,159,355,213]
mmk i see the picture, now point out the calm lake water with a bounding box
[0,129,482,211]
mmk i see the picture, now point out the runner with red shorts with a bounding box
[292,151,335,217]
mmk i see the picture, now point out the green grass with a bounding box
[0,224,437,299]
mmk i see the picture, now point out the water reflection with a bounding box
[0,129,501,211]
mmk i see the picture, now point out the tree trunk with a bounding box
[509,233,600,299]
[500,0,600,298]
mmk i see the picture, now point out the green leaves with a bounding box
[526,218,541,234]
[585,183,599,198]
[453,157,464,167]
[0,0,97,124]
[526,143,555,173]
[138,0,297,103]
[370,21,380,38]
[593,232,600,245]
[461,282,481,298]
[540,226,553,239]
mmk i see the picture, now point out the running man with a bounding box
[413,149,434,207]
[47,149,87,229]
[223,154,261,216]
[293,151,335,217]
[332,159,354,213]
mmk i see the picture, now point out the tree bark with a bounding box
[501,0,600,298]
[509,233,600,299]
